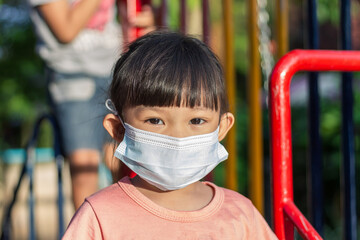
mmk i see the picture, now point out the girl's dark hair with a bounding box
[110,31,229,118]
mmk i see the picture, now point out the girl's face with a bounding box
[122,105,221,138]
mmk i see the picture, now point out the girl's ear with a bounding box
[103,114,125,142]
[218,112,235,141]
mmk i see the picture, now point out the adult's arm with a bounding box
[37,0,101,43]
[117,1,155,44]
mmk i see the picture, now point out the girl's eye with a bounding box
[190,118,205,125]
[146,118,164,125]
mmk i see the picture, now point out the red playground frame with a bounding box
[269,49,360,240]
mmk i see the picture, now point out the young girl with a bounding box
[62,31,278,239]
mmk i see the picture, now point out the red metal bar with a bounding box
[269,49,360,240]
[122,0,142,42]
[119,0,151,43]
[283,201,322,240]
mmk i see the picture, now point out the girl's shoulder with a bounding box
[81,177,138,223]
[205,182,253,206]
[208,183,278,239]
[224,187,253,207]
[86,177,130,205]
[206,182,257,217]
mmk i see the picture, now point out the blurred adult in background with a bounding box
[27,0,155,210]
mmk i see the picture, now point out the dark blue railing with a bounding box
[1,114,65,240]
[307,0,357,239]
[340,0,357,239]
[307,0,323,236]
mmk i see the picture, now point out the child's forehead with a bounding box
[124,104,219,114]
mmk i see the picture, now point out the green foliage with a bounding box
[152,0,202,32]
[317,0,340,25]
[233,0,248,75]
[167,1,179,30]
[0,3,47,149]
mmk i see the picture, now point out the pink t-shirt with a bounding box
[63,177,278,239]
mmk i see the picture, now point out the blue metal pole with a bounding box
[27,149,36,240]
[26,117,43,240]
[340,0,357,239]
[56,154,64,239]
[307,0,323,236]
[48,115,65,239]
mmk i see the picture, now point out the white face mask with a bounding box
[105,99,228,191]
[115,123,228,191]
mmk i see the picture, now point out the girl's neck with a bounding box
[130,176,214,211]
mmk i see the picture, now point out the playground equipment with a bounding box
[222,0,238,192]
[248,0,264,214]
[275,0,289,60]
[1,114,65,240]
[306,0,322,236]
[269,49,360,240]
[267,1,357,238]
[305,0,356,238]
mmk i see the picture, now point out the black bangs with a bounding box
[110,31,228,115]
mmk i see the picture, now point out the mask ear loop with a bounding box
[105,99,125,128]
[105,99,137,179]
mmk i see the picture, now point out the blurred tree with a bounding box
[0,1,47,149]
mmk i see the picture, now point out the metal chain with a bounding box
[257,0,274,93]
